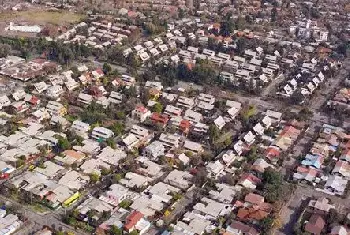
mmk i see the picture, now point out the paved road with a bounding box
[0,195,87,235]
[164,186,199,225]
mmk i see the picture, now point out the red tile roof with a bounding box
[124,211,144,231]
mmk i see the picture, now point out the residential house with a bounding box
[238,173,261,189]
[143,141,165,160]
[304,214,325,235]
[150,113,169,128]
[132,105,152,123]
[71,120,90,138]
[46,101,67,116]
[91,127,114,140]
[226,221,259,235]
[164,170,192,190]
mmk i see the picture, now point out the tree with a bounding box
[110,122,124,136]
[103,62,112,75]
[236,37,247,55]
[271,7,278,22]
[118,199,132,209]
[209,124,220,143]
[152,102,163,113]
[109,225,123,235]
[129,230,139,235]
[116,111,126,120]
[113,173,123,183]
[57,137,71,150]
[261,168,284,203]
[90,172,100,183]
[106,138,116,149]
[0,44,11,58]
[260,216,274,235]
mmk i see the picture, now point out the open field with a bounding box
[0,10,85,26]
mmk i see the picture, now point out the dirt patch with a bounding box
[0,10,85,26]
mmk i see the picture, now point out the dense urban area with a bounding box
[0,0,349,234]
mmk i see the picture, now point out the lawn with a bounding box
[0,10,85,26]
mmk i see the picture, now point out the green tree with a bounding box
[57,137,71,150]
[261,168,284,203]
[152,102,163,113]
[118,199,132,209]
[271,7,278,22]
[113,173,123,183]
[110,122,124,136]
[109,225,123,235]
[103,62,112,75]
[106,137,116,149]
[90,172,100,183]
[209,124,220,143]
[236,37,247,55]
[260,216,274,235]
[129,230,139,235]
[0,44,11,57]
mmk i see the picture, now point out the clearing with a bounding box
[0,10,84,26]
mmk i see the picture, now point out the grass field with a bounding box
[0,10,85,26]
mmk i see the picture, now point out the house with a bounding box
[132,105,152,123]
[330,225,349,235]
[99,184,138,207]
[146,182,180,204]
[184,109,203,124]
[46,101,67,116]
[174,212,211,235]
[206,161,224,178]
[108,91,123,104]
[143,141,165,160]
[158,133,181,149]
[238,173,261,189]
[169,116,191,134]
[301,154,324,169]
[0,95,11,108]
[78,93,93,105]
[332,161,350,179]
[150,113,169,128]
[266,110,282,124]
[243,131,256,146]
[325,175,348,195]
[214,116,226,130]
[252,158,272,173]
[193,197,231,220]
[308,198,335,214]
[46,85,64,98]
[164,170,192,189]
[265,146,281,164]
[71,120,90,138]
[304,214,325,235]
[209,183,241,204]
[164,105,182,117]
[124,211,150,234]
[56,150,85,165]
[177,96,195,109]
[196,93,215,111]
[34,82,48,93]
[119,172,150,189]
[293,166,318,182]
[226,221,258,235]
[12,89,26,101]
[184,140,203,154]
[91,127,114,140]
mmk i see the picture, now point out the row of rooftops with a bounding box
[294,124,350,196]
